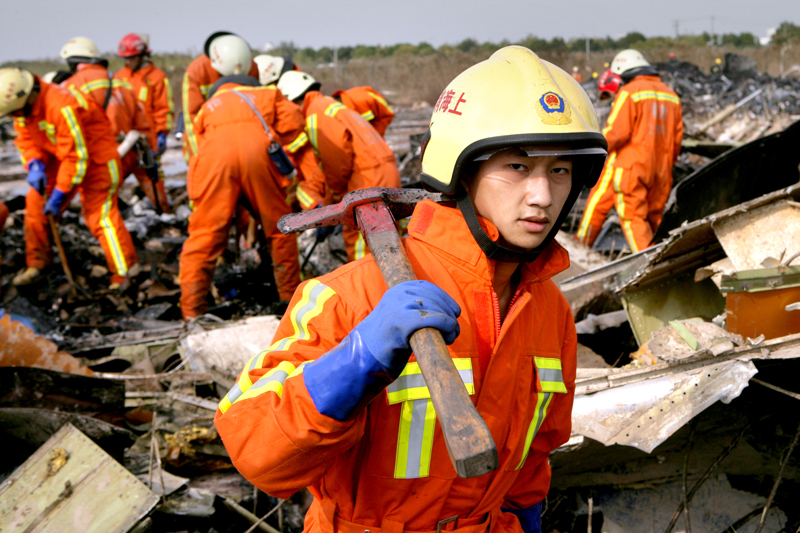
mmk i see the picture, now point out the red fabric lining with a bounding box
[410,201,434,236]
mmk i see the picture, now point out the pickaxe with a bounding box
[43,193,79,298]
[278,187,499,479]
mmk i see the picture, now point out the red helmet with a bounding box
[117,33,149,57]
[597,68,622,99]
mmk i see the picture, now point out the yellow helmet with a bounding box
[277,71,320,102]
[421,46,607,195]
[60,36,100,60]
[0,68,34,118]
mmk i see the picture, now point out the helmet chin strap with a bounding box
[454,183,583,264]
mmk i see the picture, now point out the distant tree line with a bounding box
[270,23,800,66]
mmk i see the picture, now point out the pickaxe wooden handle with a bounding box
[44,193,78,297]
[279,188,498,478]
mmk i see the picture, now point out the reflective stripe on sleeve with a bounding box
[515,392,554,470]
[394,399,437,479]
[324,102,347,117]
[602,90,628,136]
[296,184,315,209]
[164,78,175,131]
[576,153,617,240]
[217,280,336,413]
[361,110,376,121]
[306,115,319,153]
[99,159,129,277]
[138,86,148,102]
[66,86,89,110]
[369,90,393,113]
[38,120,57,145]
[286,132,308,153]
[200,83,213,98]
[354,232,367,259]
[60,106,88,187]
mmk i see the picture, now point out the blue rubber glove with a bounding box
[315,225,340,243]
[502,503,542,533]
[156,132,167,155]
[304,280,461,421]
[26,159,47,195]
[43,189,68,217]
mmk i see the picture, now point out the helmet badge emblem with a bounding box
[536,91,572,125]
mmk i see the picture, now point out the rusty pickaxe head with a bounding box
[278,187,443,234]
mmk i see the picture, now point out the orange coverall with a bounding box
[114,62,174,137]
[297,91,400,261]
[14,79,138,282]
[576,75,683,252]
[66,65,169,211]
[179,84,321,318]
[215,200,576,533]
[180,54,259,164]
[332,86,395,137]
[0,200,7,293]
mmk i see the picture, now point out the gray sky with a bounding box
[1,0,798,64]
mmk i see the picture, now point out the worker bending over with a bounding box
[332,86,395,136]
[278,71,401,261]
[215,46,608,533]
[181,31,258,165]
[253,54,298,86]
[179,80,320,320]
[60,37,168,212]
[1,68,138,288]
[576,49,683,252]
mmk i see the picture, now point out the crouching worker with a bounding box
[214,47,607,533]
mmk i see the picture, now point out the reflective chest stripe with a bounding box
[324,101,347,118]
[306,114,319,153]
[37,120,57,145]
[389,358,474,479]
[138,86,149,102]
[218,280,335,414]
[515,356,568,470]
[66,86,89,110]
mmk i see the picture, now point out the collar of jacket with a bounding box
[301,90,328,115]
[405,199,571,287]
[76,63,107,74]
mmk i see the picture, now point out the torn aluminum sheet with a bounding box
[571,359,757,453]
[0,423,157,533]
[180,315,281,379]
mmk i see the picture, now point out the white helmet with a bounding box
[208,34,252,76]
[0,68,35,118]
[277,71,320,102]
[253,54,284,85]
[41,71,58,83]
[610,49,650,76]
[60,36,100,60]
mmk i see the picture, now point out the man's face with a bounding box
[467,148,573,251]
[124,55,144,72]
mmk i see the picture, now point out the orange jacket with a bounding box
[332,86,395,136]
[63,64,112,109]
[181,54,258,160]
[602,75,683,181]
[297,91,399,209]
[215,200,576,533]
[114,62,174,135]
[107,79,156,148]
[14,78,119,193]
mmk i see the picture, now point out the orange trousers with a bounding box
[180,129,301,319]
[25,158,138,282]
[0,200,8,295]
[576,161,671,253]
[121,152,171,214]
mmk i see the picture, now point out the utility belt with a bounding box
[314,498,498,533]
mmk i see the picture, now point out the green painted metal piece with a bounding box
[720,265,800,294]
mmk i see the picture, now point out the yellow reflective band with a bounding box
[534,357,567,393]
[296,184,315,209]
[181,74,199,156]
[112,79,132,90]
[200,83,213,98]
[286,132,308,153]
[394,398,437,479]
[38,120,56,145]
[576,153,617,240]
[67,86,89,110]
[630,90,680,105]
[515,392,554,470]
[369,90,393,113]
[306,115,319,153]
[354,232,367,259]
[14,117,26,127]
[611,167,639,253]
[603,91,628,136]
[221,360,298,412]
[164,78,175,130]
[361,110,375,121]
[99,159,129,277]
[324,102,347,117]
[138,86,148,102]
[80,78,110,95]
[60,106,88,187]
[387,358,474,404]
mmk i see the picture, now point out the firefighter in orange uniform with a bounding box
[181,31,259,165]
[215,46,608,533]
[278,72,401,261]
[60,37,169,212]
[0,68,138,287]
[332,86,395,136]
[179,81,320,320]
[576,49,683,252]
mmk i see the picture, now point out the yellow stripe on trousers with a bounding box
[576,153,616,240]
[100,159,129,276]
[611,167,639,253]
